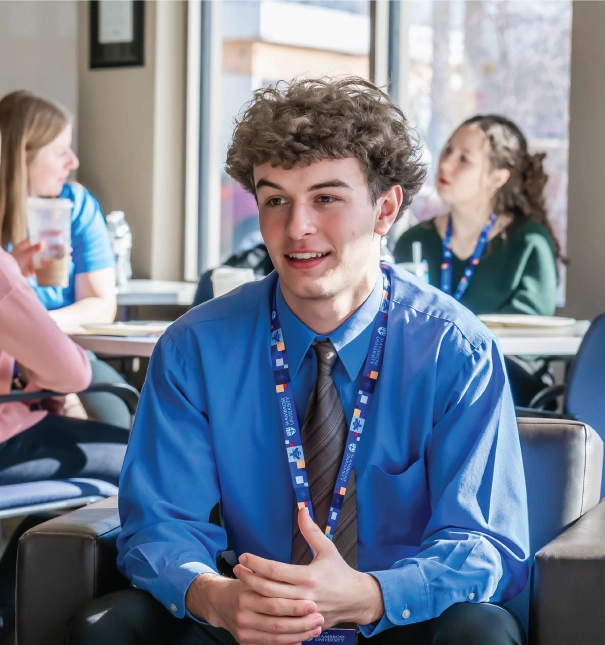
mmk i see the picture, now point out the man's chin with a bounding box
[279,275,331,302]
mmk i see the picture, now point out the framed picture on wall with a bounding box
[90,0,145,69]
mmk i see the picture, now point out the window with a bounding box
[391,0,572,299]
[218,0,371,261]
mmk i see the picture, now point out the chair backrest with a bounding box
[564,313,605,493]
[505,417,602,634]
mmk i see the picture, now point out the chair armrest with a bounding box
[16,496,127,645]
[531,498,605,645]
[0,382,140,415]
[514,407,575,420]
[528,383,566,410]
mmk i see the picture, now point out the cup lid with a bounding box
[27,197,73,209]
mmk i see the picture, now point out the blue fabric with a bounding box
[29,183,115,310]
[117,264,529,633]
[564,313,605,496]
[0,478,117,510]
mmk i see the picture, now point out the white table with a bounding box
[71,334,159,358]
[492,321,589,356]
[116,280,197,307]
[71,321,590,360]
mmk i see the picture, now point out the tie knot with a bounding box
[313,339,338,373]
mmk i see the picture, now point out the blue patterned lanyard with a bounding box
[440,213,497,301]
[270,266,391,541]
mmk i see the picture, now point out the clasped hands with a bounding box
[186,507,384,645]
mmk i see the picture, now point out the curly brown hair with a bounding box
[226,77,426,220]
[462,114,565,263]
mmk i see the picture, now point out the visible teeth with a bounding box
[288,252,327,260]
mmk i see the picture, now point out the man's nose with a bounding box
[285,202,317,239]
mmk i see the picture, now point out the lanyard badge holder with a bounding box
[440,213,497,301]
[271,265,392,643]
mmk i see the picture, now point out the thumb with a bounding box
[298,507,337,559]
[25,242,43,255]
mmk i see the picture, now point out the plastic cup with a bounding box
[211,267,255,297]
[26,197,72,287]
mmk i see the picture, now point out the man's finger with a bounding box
[240,553,308,586]
[234,564,301,599]
[236,607,324,635]
[298,507,337,559]
[253,596,317,618]
[250,595,317,617]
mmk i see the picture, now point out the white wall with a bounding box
[77,0,187,280]
[0,1,78,138]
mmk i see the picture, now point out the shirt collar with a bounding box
[275,272,384,381]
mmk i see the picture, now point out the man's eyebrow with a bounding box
[255,178,354,192]
[255,178,284,191]
[308,180,353,191]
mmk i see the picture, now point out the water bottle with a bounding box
[380,236,394,262]
[106,210,132,285]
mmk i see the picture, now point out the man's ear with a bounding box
[375,185,403,236]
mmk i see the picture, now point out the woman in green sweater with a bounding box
[394,114,559,316]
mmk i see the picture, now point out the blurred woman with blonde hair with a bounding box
[0,90,116,326]
[0,90,131,428]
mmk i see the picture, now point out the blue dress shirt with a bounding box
[30,183,115,310]
[117,264,529,634]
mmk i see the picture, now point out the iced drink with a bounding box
[26,198,72,287]
[211,267,255,297]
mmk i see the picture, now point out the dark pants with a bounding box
[79,353,131,429]
[65,589,526,645]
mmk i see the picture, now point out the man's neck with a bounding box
[279,266,379,335]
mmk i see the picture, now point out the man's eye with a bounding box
[317,195,337,203]
[267,197,286,207]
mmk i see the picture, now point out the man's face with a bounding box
[255,157,392,306]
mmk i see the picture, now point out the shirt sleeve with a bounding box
[0,252,91,393]
[70,185,115,275]
[116,332,227,618]
[360,337,529,636]
[498,233,558,316]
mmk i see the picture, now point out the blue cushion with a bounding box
[0,478,118,510]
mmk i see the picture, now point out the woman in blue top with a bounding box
[0,90,129,428]
[0,90,116,327]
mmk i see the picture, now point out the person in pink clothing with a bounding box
[0,246,128,641]
[0,246,91,440]
[0,245,127,484]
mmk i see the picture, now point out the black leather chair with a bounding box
[15,417,605,645]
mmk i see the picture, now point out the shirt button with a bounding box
[402,609,411,619]
[469,593,475,600]
[170,604,177,613]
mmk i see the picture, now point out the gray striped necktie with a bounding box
[291,339,358,569]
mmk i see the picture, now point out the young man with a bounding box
[68,78,529,645]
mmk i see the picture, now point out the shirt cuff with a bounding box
[133,560,218,619]
[359,564,429,637]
